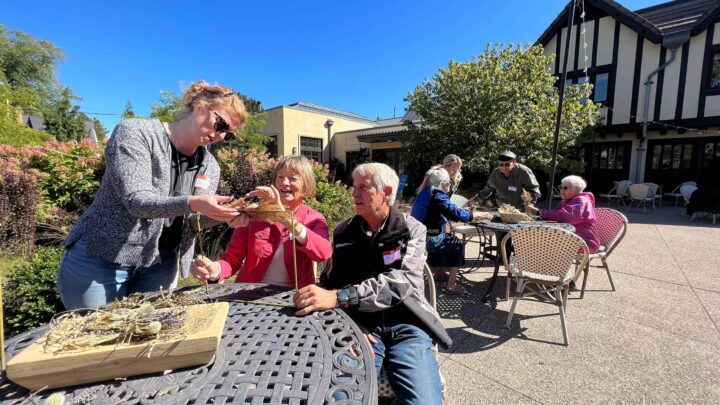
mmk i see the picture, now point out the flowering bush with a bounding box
[0,163,40,253]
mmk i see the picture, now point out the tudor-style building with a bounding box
[539,0,720,193]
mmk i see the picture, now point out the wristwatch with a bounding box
[336,289,350,308]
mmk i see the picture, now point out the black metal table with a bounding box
[467,220,576,302]
[0,283,377,405]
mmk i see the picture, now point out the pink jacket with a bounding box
[216,204,333,288]
[539,192,601,254]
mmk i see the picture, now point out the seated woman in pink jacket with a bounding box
[525,175,601,254]
[190,155,332,288]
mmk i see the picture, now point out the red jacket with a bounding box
[217,204,332,288]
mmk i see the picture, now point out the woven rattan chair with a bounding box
[579,208,628,298]
[664,181,697,207]
[599,180,631,208]
[628,183,653,212]
[641,182,662,208]
[449,193,469,208]
[378,263,446,401]
[502,226,589,346]
[680,184,697,206]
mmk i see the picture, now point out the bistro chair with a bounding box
[449,193,492,270]
[664,181,697,207]
[449,193,469,208]
[503,226,589,346]
[545,182,562,200]
[641,182,662,208]
[628,184,653,212]
[579,208,628,298]
[599,180,631,208]
[378,263,446,401]
[680,184,697,206]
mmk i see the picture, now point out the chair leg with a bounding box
[603,259,616,291]
[556,286,569,345]
[580,262,589,299]
[505,279,524,329]
[505,272,512,301]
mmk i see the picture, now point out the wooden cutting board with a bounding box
[7,302,229,390]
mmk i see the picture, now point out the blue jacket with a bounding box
[411,186,471,233]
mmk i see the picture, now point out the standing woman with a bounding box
[58,80,247,310]
[442,154,463,196]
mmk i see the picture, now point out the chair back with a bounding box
[594,208,628,256]
[422,263,437,309]
[628,184,650,199]
[616,180,632,196]
[641,182,659,196]
[502,226,589,283]
[450,193,469,208]
[680,185,697,202]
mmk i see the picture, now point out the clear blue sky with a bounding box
[4,0,660,132]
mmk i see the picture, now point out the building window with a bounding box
[594,73,609,102]
[266,135,277,158]
[651,142,694,170]
[709,52,720,89]
[300,136,323,162]
[591,144,625,170]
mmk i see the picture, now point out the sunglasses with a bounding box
[213,111,236,141]
[498,162,512,167]
[559,185,574,190]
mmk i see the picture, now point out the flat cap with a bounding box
[498,151,516,161]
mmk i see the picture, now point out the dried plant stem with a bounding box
[0,275,5,380]
[291,214,298,292]
[196,215,209,297]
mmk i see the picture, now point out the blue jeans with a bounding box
[57,239,179,310]
[370,323,442,405]
[426,232,464,267]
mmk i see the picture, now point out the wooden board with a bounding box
[6,302,229,390]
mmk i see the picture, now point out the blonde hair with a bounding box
[273,155,317,198]
[353,162,399,206]
[442,154,463,186]
[182,80,248,129]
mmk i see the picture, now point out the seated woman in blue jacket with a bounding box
[411,167,492,294]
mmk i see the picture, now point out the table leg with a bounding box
[481,231,507,303]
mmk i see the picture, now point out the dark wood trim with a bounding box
[599,116,720,133]
[675,42,690,120]
[592,17,600,67]
[654,47,667,122]
[555,30,562,74]
[698,23,716,119]
[630,35,644,124]
[608,20,621,126]
[574,19,581,72]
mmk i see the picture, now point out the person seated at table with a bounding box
[478,150,541,208]
[411,167,493,294]
[416,154,465,197]
[293,162,451,405]
[190,155,332,288]
[525,175,601,254]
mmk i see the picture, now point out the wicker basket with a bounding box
[499,212,532,224]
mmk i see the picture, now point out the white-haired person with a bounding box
[292,162,451,405]
[415,153,464,197]
[411,167,493,295]
[526,175,601,254]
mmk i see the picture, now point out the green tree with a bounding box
[149,90,184,122]
[0,24,64,116]
[403,43,598,178]
[92,117,107,142]
[122,100,136,119]
[43,87,86,141]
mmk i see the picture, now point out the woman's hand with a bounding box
[226,212,250,228]
[293,285,339,316]
[190,255,220,281]
[525,205,540,215]
[188,195,239,221]
[472,211,494,221]
[245,185,298,229]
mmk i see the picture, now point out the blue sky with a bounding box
[4,0,660,132]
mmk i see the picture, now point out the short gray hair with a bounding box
[428,168,450,187]
[352,162,400,206]
[561,175,587,191]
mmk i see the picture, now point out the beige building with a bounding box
[538,0,720,193]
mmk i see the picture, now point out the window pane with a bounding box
[616,147,624,169]
[565,79,573,87]
[651,145,661,169]
[662,145,672,168]
[592,150,599,168]
[682,144,693,169]
[672,144,682,169]
[599,147,607,169]
[705,143,715,166]
[594,73,609,102]
[710,53,720,89]
[266,136,278,158]
[608,147,616,169]
[716,142,720,158]
[578,76,590,103]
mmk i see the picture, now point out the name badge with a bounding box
[382,246,402,266]
[508,186,518,192]
[195,175,210,190]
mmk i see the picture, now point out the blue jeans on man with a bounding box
[57,239,179,309]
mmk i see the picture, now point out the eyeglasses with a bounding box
[559,185,574,190]
[213,111,236,141]
[498,162,512,167]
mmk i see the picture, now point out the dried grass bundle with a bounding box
[521,190,532,207]
[227,198,291,223]
[41,291,207,353]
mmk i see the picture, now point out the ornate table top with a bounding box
[468,218,576,234]
[0,283,377,405]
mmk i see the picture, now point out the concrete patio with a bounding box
[436,204,720,404]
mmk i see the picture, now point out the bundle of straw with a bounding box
[521,190,532,207]
[227,198,289,223]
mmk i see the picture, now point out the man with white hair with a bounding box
[294,162,450,405]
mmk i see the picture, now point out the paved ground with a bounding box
[436,204,720,404]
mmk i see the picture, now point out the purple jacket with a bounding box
[539,192,601,253]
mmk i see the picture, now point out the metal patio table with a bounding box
[0,283,377,405]
[467,219,575,302]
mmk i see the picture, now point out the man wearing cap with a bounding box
[480,151,541,208]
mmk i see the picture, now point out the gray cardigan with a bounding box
[65,118,220,275]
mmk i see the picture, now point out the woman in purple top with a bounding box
[526,175,601,254]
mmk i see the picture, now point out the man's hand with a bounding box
[226,212,250,228]
[293,285,339,316]
[188,195,239,221]
[525,204,540,215]
[190,255,220,281]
